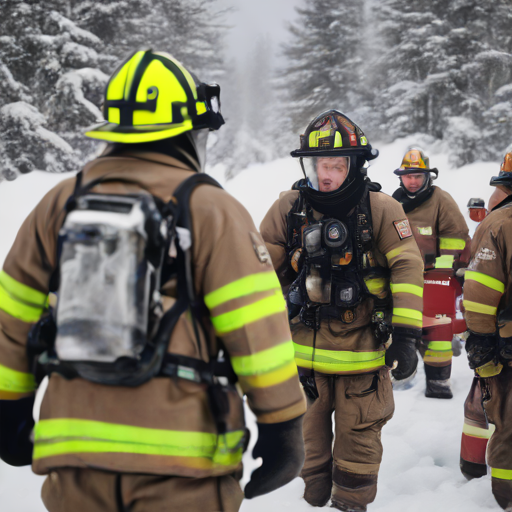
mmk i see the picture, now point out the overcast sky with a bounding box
[220,0,302,64]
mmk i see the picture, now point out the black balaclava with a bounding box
[392,172,434,214]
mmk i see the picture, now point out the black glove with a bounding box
[244,415,305,499]
[466,331,498,370]
[0,396,35,466]
[386,327,419,380]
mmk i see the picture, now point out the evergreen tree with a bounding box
[0,0,228,182]
[373,0,512,164]
[0,0,105,180]
[280,0,366,135]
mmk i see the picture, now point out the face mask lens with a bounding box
[300,157,350,191]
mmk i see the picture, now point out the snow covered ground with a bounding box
[0,138,504,511]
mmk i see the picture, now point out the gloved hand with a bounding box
[244,415,305,499]
[385,327,419,380]
[466,331,498,370]
[0,395,35,466]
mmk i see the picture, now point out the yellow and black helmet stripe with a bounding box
[85,49,224,144]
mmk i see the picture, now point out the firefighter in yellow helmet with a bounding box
[392,147,470,399]
[463,150,512,509]
[260,110,424,511]
[0,50,306,511]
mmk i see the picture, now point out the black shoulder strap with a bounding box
[163,173,223,360]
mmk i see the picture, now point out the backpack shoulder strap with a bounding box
[169,173,223,230]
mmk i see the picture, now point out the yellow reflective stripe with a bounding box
[86,122,194,144]
[334,131,342,148]
[492,468,512,480]
[465,271,505,293]
[392,315,423,328]
[231,341,295,377]
[424,351,452,362]
[34,419,244,467]
[211,290,286,335]
[434,255,455,268]
[0,271,48,322]
[427,341,452,351]
[385,247,403,263]
[293,343,385,373]
[463,300,497,316]
[0,271,47,307]
[463,422,495,439]
[365,278,387,295]
[390,283,423,297]
[205,271,280,309]
[439,238,466,250]
[0,364,36,394]
[393,308,422,321]
[240,360,298,388]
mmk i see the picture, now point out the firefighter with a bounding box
[392,148,469,398]
[260,110,424,512]
[463,150,512,510]
[0,50,306,512]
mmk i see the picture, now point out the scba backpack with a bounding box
[29,172,233,391]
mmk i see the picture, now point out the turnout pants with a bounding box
[482,367,512,510]
[41,467,244,512]
[301,367,394,511]
[421,319,453,384]
[460,377,493,479]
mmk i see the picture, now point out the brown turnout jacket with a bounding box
[260,188,424,376]
[0,151,306,478]
[403,186,469,269]
[464,198,512,338]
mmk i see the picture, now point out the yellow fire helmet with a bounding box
[85,49,224,144]
[490,150,512,188]
[393,147,438,177]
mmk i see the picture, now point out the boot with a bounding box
[425,378,453,399]
[460,457,487,480]
[304,474,332,507]
[330,500,366,511]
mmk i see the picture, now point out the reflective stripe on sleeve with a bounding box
[465,271,505,293]
[0,270,48,323]
[211,289,286,335]
[231,341,296,387]
[205,271,281,309]
[439,238,466,251]
[33,419,245,468]
[434,255,455,269]
[0,363,36,395]
[385,247,403,264]
[463,300,497,316]
[491,468,512,480]
[393,308,422,321]
[390,283,423,297]
[293,343,385,374]
[392,316,423,328]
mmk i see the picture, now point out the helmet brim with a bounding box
[490,174,512,187]
[291,147,378,160]
[394,167,429,176]
[85,120,193,143]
